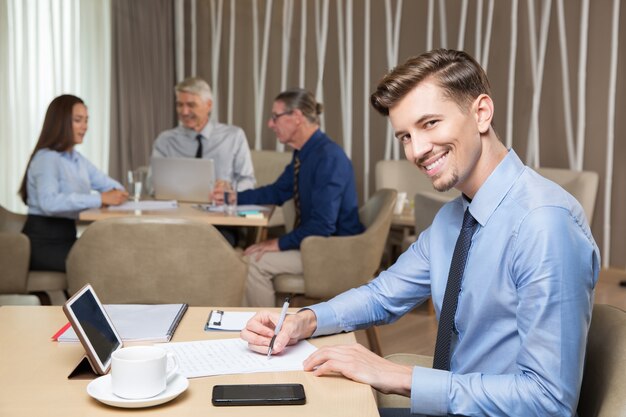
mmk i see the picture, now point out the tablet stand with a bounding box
[67,355,101,380]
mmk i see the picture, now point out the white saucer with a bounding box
[87,373,189,408]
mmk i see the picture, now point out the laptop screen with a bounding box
[151,157,215,203]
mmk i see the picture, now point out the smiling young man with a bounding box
[152,77,255,191]
[241,50,600,416]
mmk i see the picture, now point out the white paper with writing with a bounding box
[158,338,317,378]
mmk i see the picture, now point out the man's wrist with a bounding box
[296,309,318,339]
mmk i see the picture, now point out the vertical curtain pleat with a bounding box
[108,0,175,181]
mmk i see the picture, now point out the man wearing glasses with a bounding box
[232,88,364,307]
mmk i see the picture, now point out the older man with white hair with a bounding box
[153,77,255,246]
[153,77,255,191]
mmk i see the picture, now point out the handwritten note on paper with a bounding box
[158,338,317,378]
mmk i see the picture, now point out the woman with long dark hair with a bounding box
[18,94,128,272]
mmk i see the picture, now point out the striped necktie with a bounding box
[293,154,301,229]
[195,134,203,158]
[432,208,478,371]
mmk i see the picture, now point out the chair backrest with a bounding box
[375,159,458,201]
[300,188,397,299]
[534,167,599,226]
[0,205,30,295]
[66,217,247,306]
[0,204,27,233]
[0,232,30,294]
[577,304,626,417]
[250,150,292,187]
[413,191,457,236]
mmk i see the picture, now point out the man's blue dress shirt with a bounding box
[238,129,364,250]
[310,150,600,416]
[26,148,123,219]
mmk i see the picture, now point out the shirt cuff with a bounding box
[278,234,298,251]
[410,366,451,416]
[89,193,103,209]
[307,303,342,337]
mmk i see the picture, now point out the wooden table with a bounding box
[80,202,273,227]
[0,306,378,417]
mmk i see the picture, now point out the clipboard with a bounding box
[204,310,256,331]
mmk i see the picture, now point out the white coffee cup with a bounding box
[394,191,408,215]
[111,346,179,400]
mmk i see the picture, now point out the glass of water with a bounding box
[218,179,237,216]
[127,169,145,203]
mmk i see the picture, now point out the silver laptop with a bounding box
[151,157,215,203]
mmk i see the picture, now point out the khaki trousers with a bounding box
[245,250,302,307]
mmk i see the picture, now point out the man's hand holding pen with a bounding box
[241,309,318,356]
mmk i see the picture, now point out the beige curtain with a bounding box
[109,0,176,182]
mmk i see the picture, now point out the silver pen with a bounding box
[267,297,291,358]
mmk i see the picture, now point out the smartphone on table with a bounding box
[212,383,306,406]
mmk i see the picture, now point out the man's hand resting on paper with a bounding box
[303,343,413,396]
[241,309,412,397]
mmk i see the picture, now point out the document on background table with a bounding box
[205,310,256,331]
[194,204,269,213]
[108,200,178,211]
[158,338,317,378]
[56,304,187,343]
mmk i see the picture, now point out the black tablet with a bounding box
[62,284,123,375]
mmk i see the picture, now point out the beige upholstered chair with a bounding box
[534,167,599,226]
[375,160,459,259]
[0,204,67,305]
[66,217,247,306]
[250,150,292,229]
[377,304,626,415]
[578,304,626,417]
[0,231,34,305]
[273,188,397,353]
[401,191,458,251]
[375,159,459,204]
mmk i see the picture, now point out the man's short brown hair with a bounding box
[370,49,491,115]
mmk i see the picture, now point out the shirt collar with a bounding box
[178,118,215,140]
[467,149,525,227]
[199,117,215,139]
[61,149,79,163]
[295,129,324,161]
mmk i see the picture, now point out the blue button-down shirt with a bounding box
[310,150,599,416]
[26,148,123,219]
[238,129,364,250]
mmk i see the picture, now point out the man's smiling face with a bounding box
[389,80,483,195]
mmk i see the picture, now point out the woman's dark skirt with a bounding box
[22,214,77,272]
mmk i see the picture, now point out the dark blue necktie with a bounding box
[432,208,478,371]
[293,154,301,229]
[195,134,203,158]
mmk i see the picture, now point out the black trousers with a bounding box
[22,214,77,272]
[216,226,239,247]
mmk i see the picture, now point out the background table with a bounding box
[79,202,273,227]
[0,306,379,417]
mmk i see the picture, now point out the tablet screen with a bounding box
[63,284,122,374]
